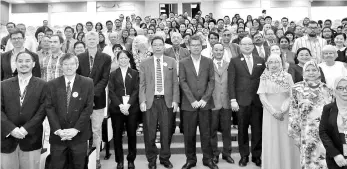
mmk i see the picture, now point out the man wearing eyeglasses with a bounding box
[292,20,327,63]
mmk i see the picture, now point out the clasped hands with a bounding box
[10,127,28,139]
[334,154,347,167]
[191,100,207,109]
[119,104,131,115]
[55,128,79,141]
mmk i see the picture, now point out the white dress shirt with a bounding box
[64,75,76,91]
[18,74,32,105]
[191,55,202,76]
[120,67,127,84]
[255,45,266,59]
[244,53,254,73]
[213,59,224,68]
[154,55,165,95]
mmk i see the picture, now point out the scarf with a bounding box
[302,60,322,88]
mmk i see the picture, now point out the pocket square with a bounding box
[257,63,262,66]
[128,73,132,78]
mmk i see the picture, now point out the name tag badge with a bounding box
[343,144,347,156]
[122,95,130,105]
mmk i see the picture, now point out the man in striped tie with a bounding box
[139,36,180,169]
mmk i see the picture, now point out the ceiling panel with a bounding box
[3,0,144,3]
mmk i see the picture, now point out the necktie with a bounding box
[65,40,70,53]
[66,81,71,110]
[156,59,163,93]
[259,47,265,58]
[245,56,253,74]
[217,61,222,73]
[90,56,94,73]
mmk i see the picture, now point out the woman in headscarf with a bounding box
[258,54,300,169]
[289,61,334,169]
[320,76,347,169]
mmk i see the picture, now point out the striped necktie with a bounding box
[156,58,163,93]
[66,81,71,111]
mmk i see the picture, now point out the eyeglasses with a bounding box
[308,27,318,30]
[190,44,202,47]
[336,86,347,92]
[240,43,253,46]
[11,37,23,41]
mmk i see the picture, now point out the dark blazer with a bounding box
[288,63,326,83]
[164,46,190,61]
[1,76,46,153]
[77,51,111,109]
[46,75,94,145]
[228,54,265,107]
[252,45,270,61]
[319,102,347,169]
[109,67,139,114]
[179,55,215,111]
[1,49,41,81]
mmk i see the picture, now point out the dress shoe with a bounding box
[117,162,124,169]
[222,156,234,164]
[160,160,173,168]
[202,161,219,169]
[238,157,249,167]
[181,162,196,169]
[252,157,261,166]
[148,161,157,169]
[212,156,219,164]
[128,161,135,169]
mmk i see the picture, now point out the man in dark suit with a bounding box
[1,30,40,81]
[228,37,265,167]
[281,17,294,33]
[46,53,94,169]
[1,51,46,169]
[179,35,217,169]
[139,36,179,169]
[252,32,270,60]
[76,31,111,169]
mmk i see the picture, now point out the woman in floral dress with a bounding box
[289,60,334,169]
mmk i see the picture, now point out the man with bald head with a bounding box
[227,37,265,167]
[210,43,234,165]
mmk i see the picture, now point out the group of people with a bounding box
[1,10,347,169]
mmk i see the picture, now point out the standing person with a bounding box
[320,76,347,169]
[289,61,333,169]
[334,33,347,62]
[62,26,77,54]
[228,37,265,167]
[37,36,51,70]
[109,50,139,169]
[76,31,111,169]
[210,43,234,164]
[41,35,64,82]
[252,32,270,64]
[201,32,220,58]
[1,51,46,169]
[5,24,38,52]
[257,54,300,169]
[1,22,16,51]
[179,35,218,169]
[139,36,179,169]
[46,53,94,169]
[1,30,41,81]
[221,29,240,62]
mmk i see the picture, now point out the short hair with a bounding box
[324,19,332,24]
[342,17,347,23]
[16,51,35,62]
[10,29,25,38]
[73,41,86,49]
[212,42,224,49]
[237,26,245,33]
[6,22,16,27]
[284,31,295,38]
[64,26,74,33]
[112,44,123,52]
[85,31,99,40]
[294,47,312,64]
[188,35,203,45]
[106,20,113,25]
[335,33,347,40]
[116,50,132,60]
[114,19,121,23]
[208,32,219,39]
[217,19,224,23]
[262,10,266,13]
[322,45,337,53]
[265,16,272,20]
[86,21,93,26]
[308,20,318,26]
[45,28,53,34]
[51,34,64,44]
[59,53,79,65]
[278,36,290,44]
[281,17,288,22]
[208,19,216,25]
[151,36,165,45]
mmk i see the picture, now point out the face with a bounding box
[129,29,136,36]
[265,18,272,24]
[250,28,257,36]
[150,19,156,25]
[240,38,254,54]
[179,24,186,32]
[253,20,259,27]
[337,27,342,34]
[322,51,337,63]
[290,22,296,28]
[208,22,215,29]
[38,32,45,41]
[295,26,304,37]
[282,19,288,26]
[159,23,165,29]
[147,30,155,40]
[322,28,332,38]
[279,38,289,49]
[276,30,284,38]
[335,35,346,46]
[10,33,25,48]
[77,24,83,31]
[86,23,93,31]
[85,34,99,49]
[336,80,347,101]
[50,36,62,53]
[185,29,193,35]
[253,34,264,45]
[99,34,105,42]
[307,23,319,37]
[156,27,162,32]
[297,50,311,64]
[122,30,129,37]
[164,27,170,34]
[41,37,51,49]
[217,20,224,27]
[209,34,219,46]
[152,39,164,55]
[183,35,190,44]
[190,39,202,55]
[16,53,35,74]
[324,21,332,28]
[17,25,26,34]
[212,44,224,60]
[286,34,294,41]
[74,44,85,55]
[64,28,73,39]
[109,33,119,44]
[222,30,232,44]
[118,52,130,67]
[270,45,281,55]
[304,18,310,24]
[267,58,281,73]
[43,20,48,26]
[96,24,102,30]
[62,57,78,76]
[260,19,265,25]
[304,65,320,81]
[113,47,122,57]
[56,30,63,37]
[106,22,113,30]
[136,17,141,24]
[115,20,121,27]
[126,22,132,29]
[265,30,275,40]
[6,23,15,33]
[224,17,231,24]
[237,28,245,38]
[263,24,271,32]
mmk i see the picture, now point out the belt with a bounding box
[154,95,164,99]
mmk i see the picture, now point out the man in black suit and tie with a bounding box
[252,32,270,60]
[1,51,46,169]
[228,37,265,167]
[46,53,94,169]
[179,35,218,169]
[76,31,111,169]
[1,30,40,81]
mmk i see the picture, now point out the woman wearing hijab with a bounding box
[258,54,300,169]
[320,76,347,169]
[289,61,334,169]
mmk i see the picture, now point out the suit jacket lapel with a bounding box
[67,75,81,119]
[116,68,125,87]
[89,51,101,78]
[10,77,21,109]
[187,57,198,77]
[221,61,229,75]
[251,56,258,75]
[5,52,13,74]
[57,77,68,119]
[21,77,37,109]
[240,54,251,75]
[124,68,132,95]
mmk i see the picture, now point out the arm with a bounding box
[139,62,146,104]
[201,59,215,102]
[280,75,294,113]
[1,84,17,136]
[179,61,197,103]
[45,83,62,132]
[172,60,180,103]
[74,79,94,131]
[128,71,139,106]
[108,72,122,106]
[228,59,236,100]
[259,94,277,116]
[94,54,111,96]
[319,104,341,158]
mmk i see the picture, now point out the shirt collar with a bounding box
[338,47,346,51]
[154,55,164,61]
[18,74,32,84]
[213,58,223,65]
[64,75,76,88]
[191,55,202,62]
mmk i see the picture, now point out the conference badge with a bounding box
[72,92,79,98]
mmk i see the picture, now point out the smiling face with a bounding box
[240,37,254,55]
[335,34,346,46]
[336,80,347,101]
[270,45,281,55]
[304,64,320,81]
[322,50,337,63]
[62,57,78,77]
[152,39,165,55]
[297,49,311,65]
[16,53,35,74]
[267,57,281,73]
[118,52,130,67]
[74,43,85,55]
[212,44,224,60]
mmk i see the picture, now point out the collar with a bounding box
[213,58,223,65]
[12,48,26,55]
[64,75,76,87]
[154,55,164,61]
[52,51,63,59]
[120,66,128,72]
[40,49,51,55]
[338,47,346,51]
[243,53,253,59]
[18,73,32,83]
[191,55,202,62]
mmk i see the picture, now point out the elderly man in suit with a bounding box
[228,37,265,167]
[179,35,218,169]
[1,30,41,81]
[76,31,111,169]
[139,36,179,169]
[46,53,94,169]
[210,43,234,165]
[1,51,46,169]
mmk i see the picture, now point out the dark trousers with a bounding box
[143,97,173,163]
[237,103,263,158]
[50,142,87,169]
[183,109,213,164]
[232,111,238,125]
[110,110,138,163]
[211,108,232,157]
